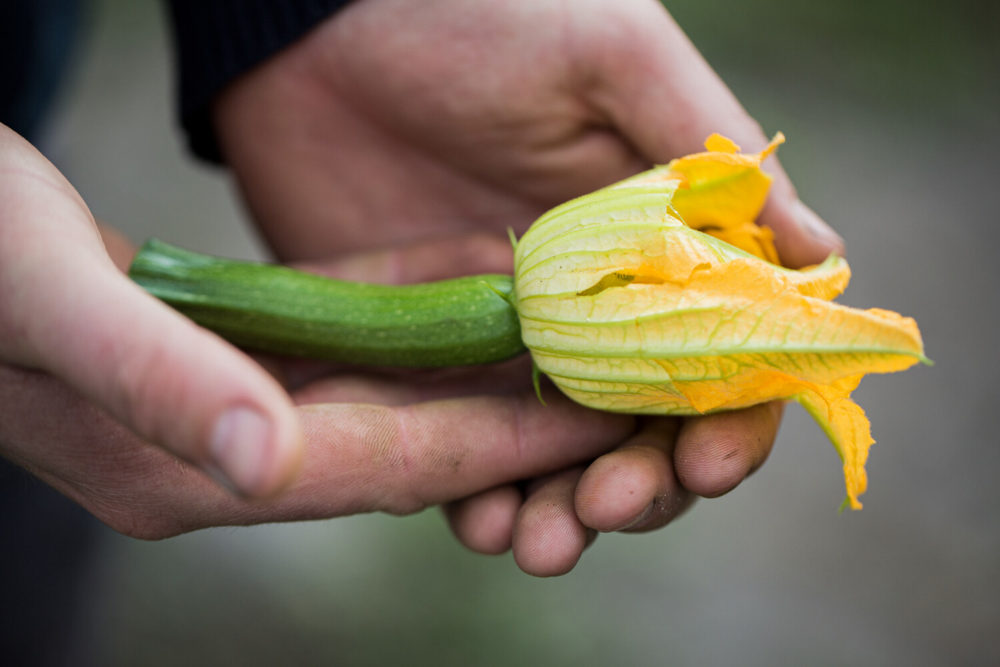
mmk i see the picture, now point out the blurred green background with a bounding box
[39,0,999,665]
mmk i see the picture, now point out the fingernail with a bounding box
[209,406,272,496]
[794,200,845,253]
[616,501,655,532]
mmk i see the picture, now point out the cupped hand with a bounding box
[210,0,822,575]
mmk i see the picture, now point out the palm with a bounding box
[214,0,660,263]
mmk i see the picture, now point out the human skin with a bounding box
[211,0,842,575]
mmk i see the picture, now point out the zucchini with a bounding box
[128,239,526,367]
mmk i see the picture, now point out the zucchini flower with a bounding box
[513,133,927,510]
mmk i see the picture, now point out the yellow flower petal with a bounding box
[601,133,784,261]
[704,133,742,153]
[705,222,780,264]
[668,132,784,260]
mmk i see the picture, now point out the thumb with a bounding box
[5,240,303,498]
[0,125,301,498]
[585,4,844,268]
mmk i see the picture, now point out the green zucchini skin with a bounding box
[128,239,526,367]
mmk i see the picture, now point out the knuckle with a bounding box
[379,407,431,516]
[69,446,198,540]
[332,404,432,517]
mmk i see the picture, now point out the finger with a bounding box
[575,418,695,533]
[582,4,843,267]
[149,390,631,533]
[674,401,783,498]
[443,485,522,555]
[512,468,595,577]
[280,388,634,518]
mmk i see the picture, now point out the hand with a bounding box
[0,122,303,502]
[211,0,831,575]
[0,123,638,538]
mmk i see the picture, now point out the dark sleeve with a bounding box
[164,0,355,163]
[0,0,83,143]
